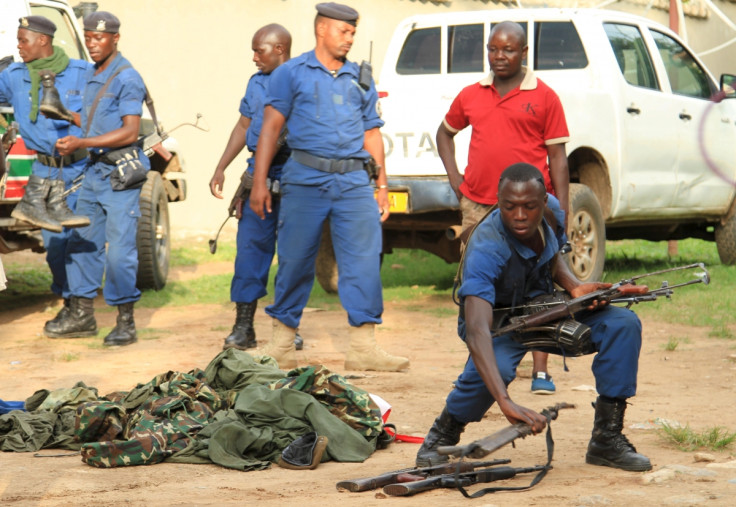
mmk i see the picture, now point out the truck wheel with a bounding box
[715,212,736,265]
[136,171,170,290]
[316,221,339,294]
[565,183,606,282]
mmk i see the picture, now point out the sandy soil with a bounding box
[1,257,735,506]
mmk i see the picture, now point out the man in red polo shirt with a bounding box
[437,20,570,394]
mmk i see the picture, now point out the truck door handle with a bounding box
[679,112,692,121]
[626,106,640,115]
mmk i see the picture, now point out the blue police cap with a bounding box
[83,11,120,33]
[316,2,359,26]
[18,16,56,37]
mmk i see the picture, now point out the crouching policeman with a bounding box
[415,163,651,473]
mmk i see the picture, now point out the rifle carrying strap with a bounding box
[453,412,555,498]
[84,65,162,138]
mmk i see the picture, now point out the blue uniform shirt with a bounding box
[0,59,90,155]
[458,195,567,339]
[239,71,285,179]
[81,52,149,167]
[266,50,383,185]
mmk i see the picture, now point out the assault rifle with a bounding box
[335,458,510,492]
[493,263,710,338]
[439,402,575,459]
[382,464,547,497]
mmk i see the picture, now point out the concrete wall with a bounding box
[94,0,736,236]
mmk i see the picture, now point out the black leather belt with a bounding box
[36,148,87,167]
[291,149,364,174]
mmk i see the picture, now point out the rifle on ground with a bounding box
[335,458,510,492]
[382,464,547,497]
[439,402,575,459]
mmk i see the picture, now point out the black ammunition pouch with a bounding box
[498,293,595,357]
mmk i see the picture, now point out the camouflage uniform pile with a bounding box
[0,349,385,470]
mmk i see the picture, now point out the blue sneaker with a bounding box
[531,372,556,395]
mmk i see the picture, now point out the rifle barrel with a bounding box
[335,459,510,492]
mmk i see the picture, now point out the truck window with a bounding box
[448,24,483,73]
[396,27,440,75]
[30,5,86,60]
[603,23,659,90]
[535,21,588,70]
[650,30,714,99]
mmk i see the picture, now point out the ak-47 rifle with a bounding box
[439,402,575,459]
[491,263,710,355]
[382,464,547,497]
[335,458,510,492]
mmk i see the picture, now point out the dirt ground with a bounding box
[1,255,736,506]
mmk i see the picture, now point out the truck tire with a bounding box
[715,212,736,265]
[565,183,606,282]
[316,221,339,294]
[136,171,170,290]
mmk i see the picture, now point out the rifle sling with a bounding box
[453,413,555,498]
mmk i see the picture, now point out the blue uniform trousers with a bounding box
[34,159,86,298]
[65,162,142,305]
[231,196,280,303]
[265,178,383,329]
[446,306,642,423]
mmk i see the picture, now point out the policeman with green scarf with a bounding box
[0,15,91,324]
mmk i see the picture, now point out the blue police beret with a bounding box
[83,11,120,33]
[316,2,359,26]
[18,16,56,37]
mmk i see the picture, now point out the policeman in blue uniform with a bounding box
[45,11,149,347]
[415,163,651,472]
[0,15,91,324]
[249,3,408,372]
[210,24,295,350]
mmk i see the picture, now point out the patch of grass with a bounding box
[708,325,735,340]
[170,238,236,267]
[0,266,55,311]
[663,337,680,351]
[602,239,734,329]
[138,328,170,341]
[56,351,80,362]
[659,423,736,451]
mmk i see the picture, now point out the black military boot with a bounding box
[586,396,652,471]
[415,407,467,466]
[11,175,62,232]
[46,179,90,228]
[43,296,97,338]
[104,302,137,346]
[39,69,74,122]
[45,298,70,328]
[223,301,257,350]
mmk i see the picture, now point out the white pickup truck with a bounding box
[369,8,736,283]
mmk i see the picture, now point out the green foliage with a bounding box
[56,351,80,362]
[603,239,734,330]
[170,237,236,267]
[0,266,55,311]
[663,337,680,351]
[659,423,736,451]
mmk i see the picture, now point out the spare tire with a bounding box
[136,171,170,290]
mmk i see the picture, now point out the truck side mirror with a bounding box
[720,74,736,98]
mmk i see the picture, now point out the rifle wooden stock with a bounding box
[335,459,510,492]
[438,403,575,459]
[383,465,546,497]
